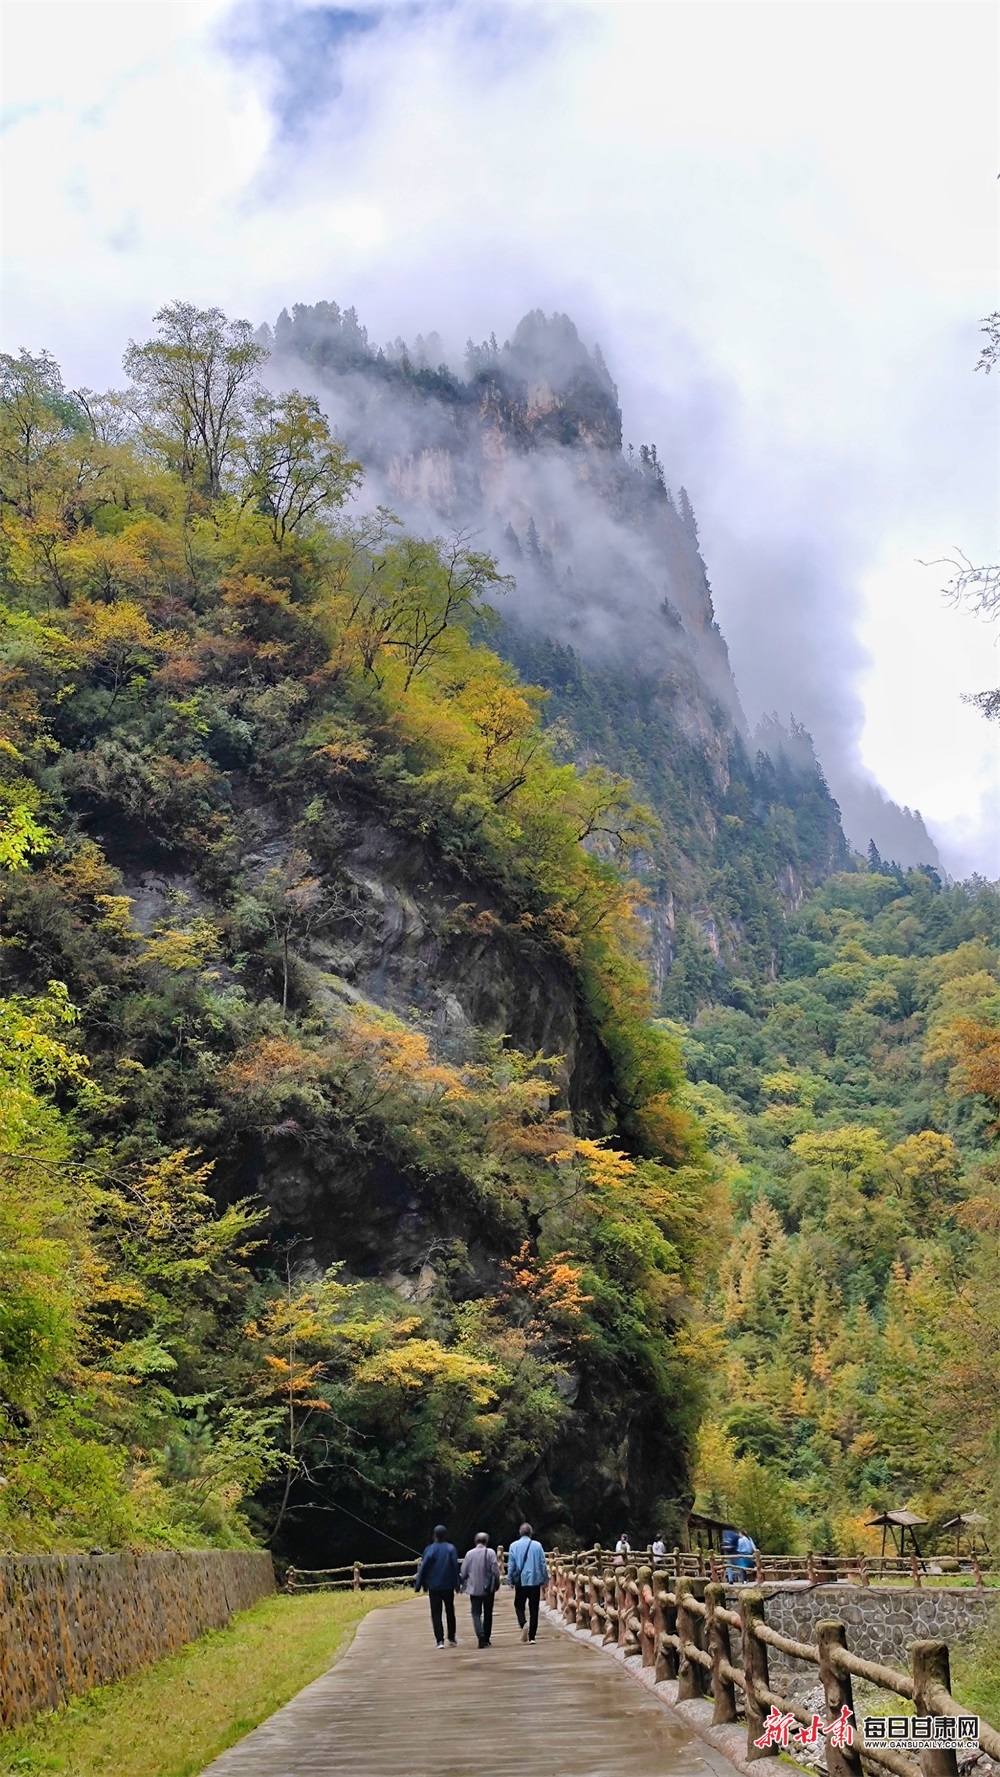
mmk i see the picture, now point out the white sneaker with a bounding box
[520,1624,529,1642]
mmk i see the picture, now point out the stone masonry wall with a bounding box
[0,1550,275,1730]
[722,1584,997,1693]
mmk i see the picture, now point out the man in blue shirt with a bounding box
[415,1524,461,1646]
[505,1520,549,1643]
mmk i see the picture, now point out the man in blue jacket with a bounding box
[415,1524,461,1647]
[506,1521,549,1643]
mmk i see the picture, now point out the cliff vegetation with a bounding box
[688,866,1000,1552]
[0,306,717,1555]
[2,301,996,1568]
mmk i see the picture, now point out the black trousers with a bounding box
[514,1582,540,1640]
[429,1588,456,1643]
[469,1592,495,1644]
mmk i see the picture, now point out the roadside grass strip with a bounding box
[952,1611,1000,1736]
[0,1587,411,1776]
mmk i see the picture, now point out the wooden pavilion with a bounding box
[941,1511,990,1557]
[686,1510,739,1554]
[866,1509,928,1561]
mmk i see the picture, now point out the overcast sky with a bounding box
[3,0,998,876]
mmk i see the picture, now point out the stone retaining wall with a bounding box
[0,1550,275,1730]
[725,1584,997,1691]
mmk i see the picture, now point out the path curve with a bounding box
[200,1593,734,1776]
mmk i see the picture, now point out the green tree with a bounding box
[231,852,326,1013]
[732,1454,800,1552]
[239,391,361,544]
[124,302,267,496]
[0,348,86,519]
[331,525,511,687]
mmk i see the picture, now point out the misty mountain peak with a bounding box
[469,309,622,452]
[509,309,617,409]
[268,295,731,695]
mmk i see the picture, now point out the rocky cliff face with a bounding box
[269,305,741,721]
[55,763,683,1554]
[266,302,849,1003]
[111,782,615,1268]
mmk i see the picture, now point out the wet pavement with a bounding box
[200,1594,734,1777]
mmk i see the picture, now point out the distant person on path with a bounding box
[614,1531,631,1565]
[460,1531,501,1648]
[651,1533,667,1563]
[722,1527,740,1583]
[736,1529,757,1579]
[506,1521,549,1643]
[415,1524,461,1647]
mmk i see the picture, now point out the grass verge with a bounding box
[0,1586,411,1777]
[952,1602,1000,1730]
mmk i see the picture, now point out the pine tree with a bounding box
[678,486,699,541]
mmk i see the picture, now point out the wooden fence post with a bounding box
[621,1566,641,1657]
[741,1589,777,1761]
[676,1577,708,1701]
[598,1569,615,1645]
[912,1641,959,1777]
[911,1555,922,1589]
[565,1564,578,1626]
[614,1570,628,1649]
[816,1620,863,1777]
[637,1565,656,1668]
[649,1565,672,1683]
[575,1570,589,1634]
[706,1580,737,1724]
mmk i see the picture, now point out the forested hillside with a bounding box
[0,306,719,1556]
[2,301,997,1568]
[688,866,1000,1552]
[495,621,848,1016]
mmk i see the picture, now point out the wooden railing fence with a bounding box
[285,1543,993,1596]
[286,1548,512,1592]
[286,1558,421,1591]
[572,1548,993,1589]
[545,1555,1000,1777]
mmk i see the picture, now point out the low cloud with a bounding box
[2,0,996,871]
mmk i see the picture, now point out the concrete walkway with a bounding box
[200,1593,734,1777]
